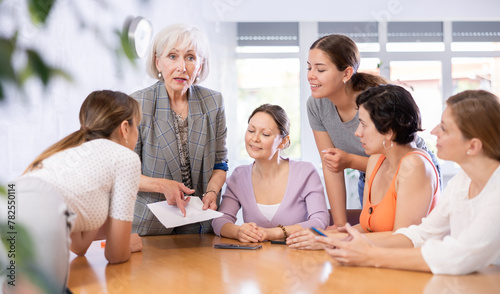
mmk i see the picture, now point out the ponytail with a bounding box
[24,90,141,174]
[349,72,388,92]
[24,130,87,173]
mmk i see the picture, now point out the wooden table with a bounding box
[68,234,500,294]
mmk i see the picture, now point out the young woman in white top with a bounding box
[315,90,500,275]
[6,90,143,293]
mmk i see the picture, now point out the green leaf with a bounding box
[0,222,60,293]
[0,225,35,266]
[28,0,56,25]
[116,29,136,62]
[18,65,34,86]
[18,51,71,88]
[26,49,50,85]
[0,184,6,197]
[50,68,72,82]
[0,38,16,81]
[0,82,4,101]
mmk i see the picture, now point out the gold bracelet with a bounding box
[277,224,287,240]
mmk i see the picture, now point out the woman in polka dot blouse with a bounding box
[13,90,143,293]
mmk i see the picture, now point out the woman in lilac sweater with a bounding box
[212,104,329,242]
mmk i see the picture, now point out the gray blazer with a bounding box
[131,81,228,235]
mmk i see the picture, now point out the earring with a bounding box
[343,80,346,84]
[466,150,470,155]
[126,140,128,144]
[158,72,162,78]
[383,140,393,151]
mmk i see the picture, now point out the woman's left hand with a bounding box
[202,191,218,210]
[315,224,374,266]
[130,233,143,253]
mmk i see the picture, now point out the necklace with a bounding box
[172,100,188,118]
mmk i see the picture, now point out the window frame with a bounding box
[234,21,500,189]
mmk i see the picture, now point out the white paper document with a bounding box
[147,197,223,228]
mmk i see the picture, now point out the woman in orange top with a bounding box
[288,85,440,248]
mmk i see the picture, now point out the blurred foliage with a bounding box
[0,0,138,101]
[1,220,60,293]
[0,0,71,101]
[28,0,56,24]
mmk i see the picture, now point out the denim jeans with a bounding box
[357,172,366,207]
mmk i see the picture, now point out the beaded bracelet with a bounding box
[277,224,287,240]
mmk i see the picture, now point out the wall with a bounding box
[203,0,500,22]
[0,0,233,183]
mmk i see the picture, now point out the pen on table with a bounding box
[310,227,327,237]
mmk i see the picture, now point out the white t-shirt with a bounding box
[22,139,141,232]
[395,165,500,275]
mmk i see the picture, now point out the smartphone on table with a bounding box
[213,243,262,250]
[270,240,287,245]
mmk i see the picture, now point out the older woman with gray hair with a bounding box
[131,23,228,235]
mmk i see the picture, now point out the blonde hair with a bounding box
[146,24,210,84]
[24,90,141,173]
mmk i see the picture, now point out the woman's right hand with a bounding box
[287,228,323,250]
[236,223,263,243]
[322,148,352,173]
[156,178,194,216]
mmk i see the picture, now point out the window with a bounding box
[452,57,500,94]
[235,23,301,167]
[318,22,380,52]
[390,60,443,148]
[236,58,301,162]
[230,21,500,191]
[451,22,500,94]
[387,22,444,52]
[236,22,299,54]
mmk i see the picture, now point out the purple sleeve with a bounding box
[212,169,242,236]
[290,162,330,229]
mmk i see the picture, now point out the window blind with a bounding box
[387,22,443,42]
[237,22,299,46]
[452,21,500,42]
[318,22,378,43]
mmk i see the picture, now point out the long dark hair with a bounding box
[356,85,422,144]
[24,90,141,173]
